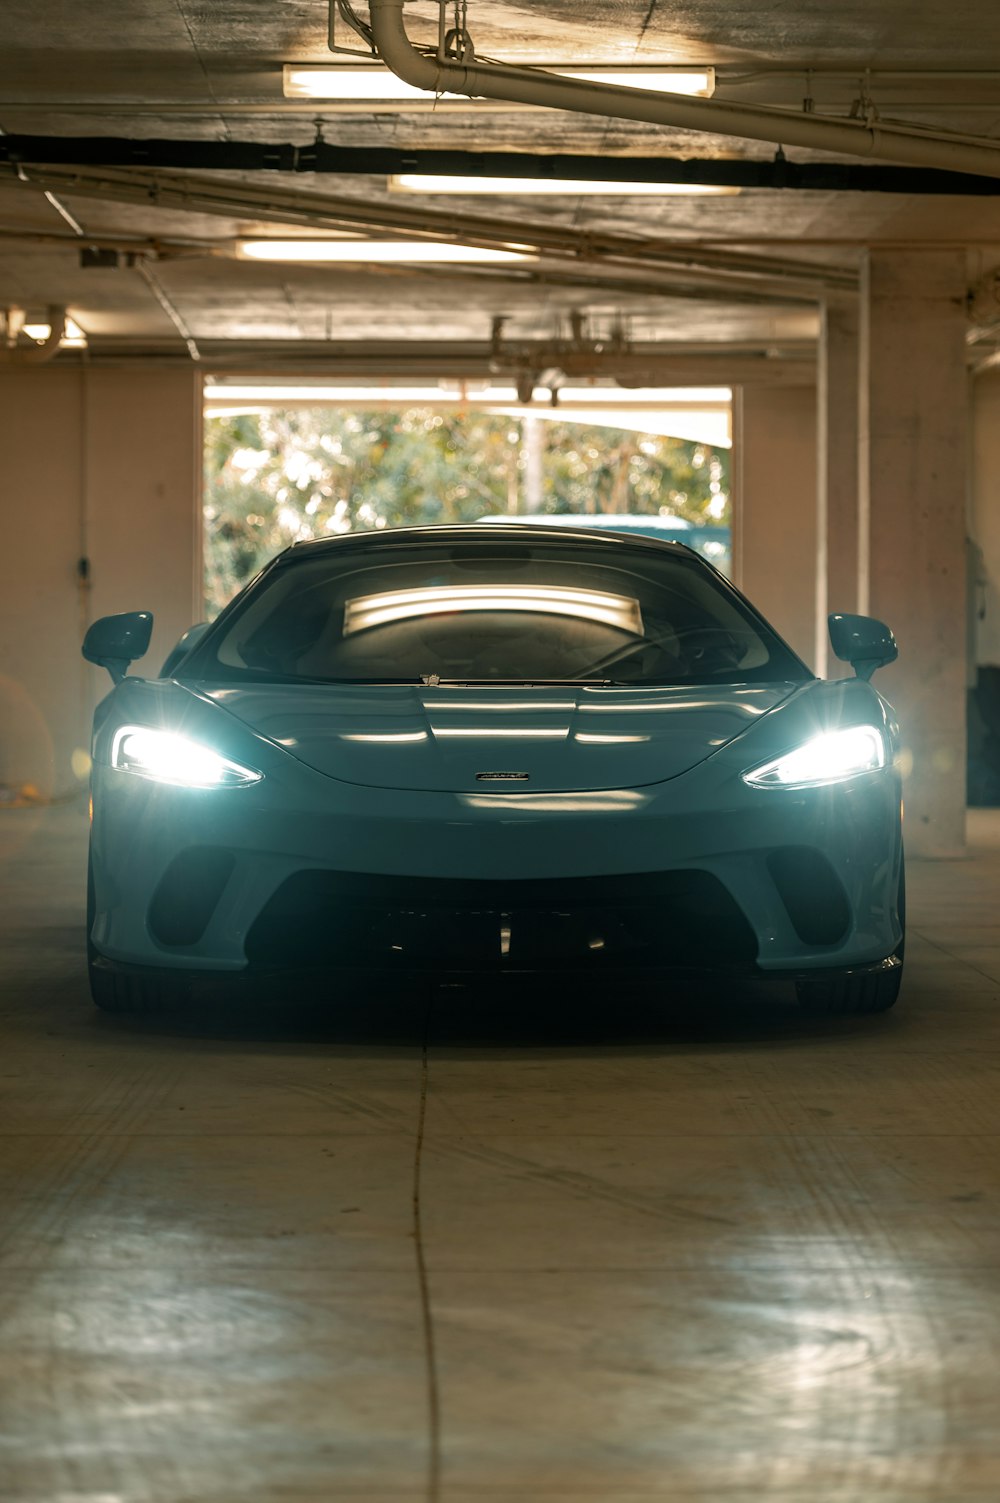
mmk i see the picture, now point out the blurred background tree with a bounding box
[204,407,730,614]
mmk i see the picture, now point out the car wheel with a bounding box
[795,862,905,1016]
[87,852,191,1014]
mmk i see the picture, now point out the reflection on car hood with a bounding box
[202,681,799,792]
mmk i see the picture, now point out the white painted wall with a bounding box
[0,367,202,798]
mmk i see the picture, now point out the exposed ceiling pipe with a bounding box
[4,136,1000,194]
[0,305,65,365]
[82,340,818,385]
[134,262,200,362]
[367,0,1000,180]
[11,164,854,295]
[0,225,817,309]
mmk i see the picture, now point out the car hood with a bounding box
[201,681,799,792]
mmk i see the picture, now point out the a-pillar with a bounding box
[818,296,861,675]
[859,249,968,856]
[0,366,202,801]
[733,382,818,668]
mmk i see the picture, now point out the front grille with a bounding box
[244,869,758,972]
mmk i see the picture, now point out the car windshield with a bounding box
[190,537,808,687]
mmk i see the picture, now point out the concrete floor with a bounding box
[2,804,1000,1502]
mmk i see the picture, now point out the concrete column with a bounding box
[859,249,968,856]
[818,297,861,676]
[0,367,202,800]
[733,383,818,668]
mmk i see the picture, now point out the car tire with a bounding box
[87,853,191,1014]
[795,862,905,1016]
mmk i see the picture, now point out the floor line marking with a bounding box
[414,1001,441,1503]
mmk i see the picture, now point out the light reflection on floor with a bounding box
[2,802,1000,1500]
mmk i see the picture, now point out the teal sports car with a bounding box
[83,524,904,1014]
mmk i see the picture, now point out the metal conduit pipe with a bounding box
[12,164,855,289]
[367,0,1000,180]
[0,305,65,365]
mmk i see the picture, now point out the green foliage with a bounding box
[204,407,730,615]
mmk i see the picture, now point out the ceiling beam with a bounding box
[41,338,818,384]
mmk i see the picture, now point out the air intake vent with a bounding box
[767,847,850,946]
[148,848,235,946]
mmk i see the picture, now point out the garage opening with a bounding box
[203,379,732,615]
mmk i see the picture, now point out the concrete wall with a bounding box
[860,250,968,856]
[0,367,202,799]
[733,384,818,669]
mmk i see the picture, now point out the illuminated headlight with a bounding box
[110,726,262,788]
[743,726,886,790]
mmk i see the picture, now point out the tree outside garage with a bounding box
[204,407,731,616]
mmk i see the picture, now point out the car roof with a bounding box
[477,512,696,535]
[284,521,703,564]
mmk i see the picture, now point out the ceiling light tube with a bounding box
[237,239,535,264]
[283,64,713,102]
[389,173,738,196]
[558,69,714,97]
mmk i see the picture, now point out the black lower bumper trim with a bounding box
[89,950,901,998]
[244,868,759,971]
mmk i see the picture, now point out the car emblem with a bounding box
[476,771,530,781]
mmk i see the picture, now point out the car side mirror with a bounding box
[160,622,210,678]
[82,611,153,685]
[828,612,898,681]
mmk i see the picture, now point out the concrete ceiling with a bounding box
[2,0,1000,379]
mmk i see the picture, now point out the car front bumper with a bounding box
[89,742,903,980]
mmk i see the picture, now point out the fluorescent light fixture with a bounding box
[284,66,459,102]
[283,64,714,102]
[558,68,713,96]
[344,585,643,636]
[238,239,534,264]
[22,316,87,347]
[390,174,738,197]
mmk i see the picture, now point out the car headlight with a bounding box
[110,726,263,788]
[742,725,886,790]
